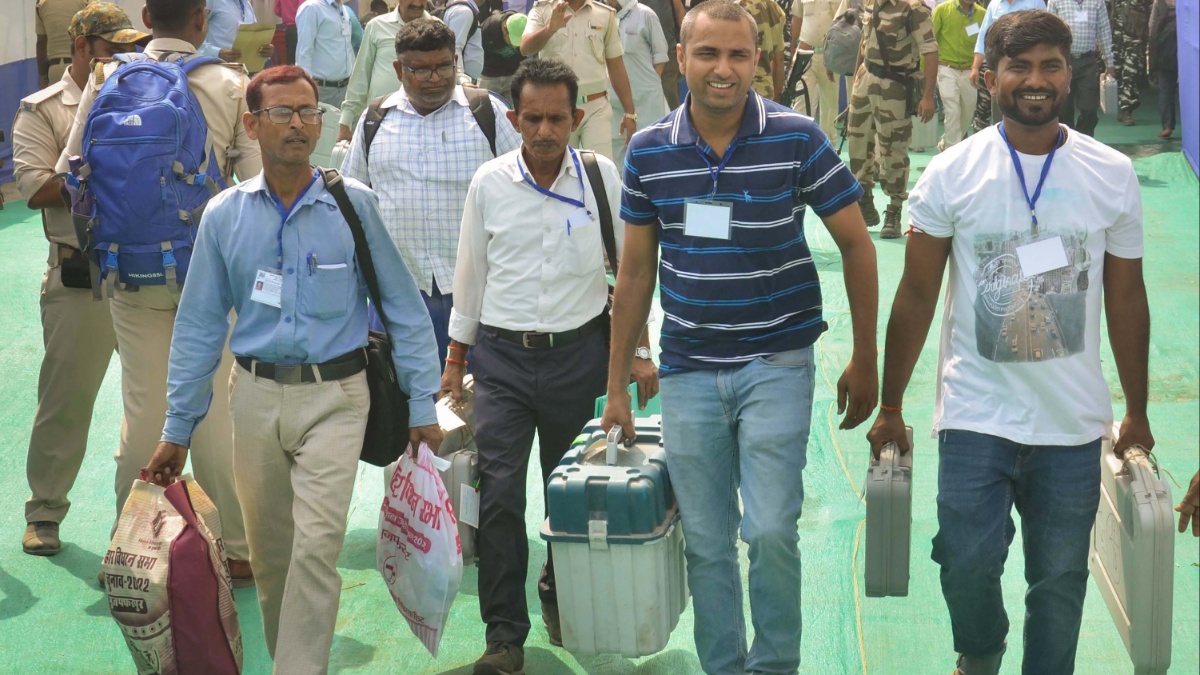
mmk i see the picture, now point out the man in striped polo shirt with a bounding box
[602,2,880,672]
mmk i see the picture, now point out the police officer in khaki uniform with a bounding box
[521,0,639,160]
[35,0,92,87]
[56,0,262,583]
[843,0,937,237]
[16,3,145,557]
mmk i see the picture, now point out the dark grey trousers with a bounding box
[1063,51,1101,136]
[472,326,608,646]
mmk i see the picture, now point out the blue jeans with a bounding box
[659,347,815,675]
[368,280,452,370]
[931,430,1102,674]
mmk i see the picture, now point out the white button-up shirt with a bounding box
[339,86,521,294]
[295,0,356,81]
[448,147,625,343]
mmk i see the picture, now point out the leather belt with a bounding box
[486,313,606,351]
[236,349,366,384]
[1070,50,1097,59]
[577,91,607,104]
[943,64,973,71]
[314,77,350,88]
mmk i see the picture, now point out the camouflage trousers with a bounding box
[1112,0,1152,112]
[972,66,999,133]
[847,69,912,203]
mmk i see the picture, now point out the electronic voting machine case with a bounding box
[865,426,914,597]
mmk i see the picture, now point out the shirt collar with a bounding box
[511,146,580,183]
[617,0,638,19]
[144,38,199,55]
[238,169,337,207]
[380,85,470,114]
[59,68,82,106]
[670,90,767,148]
[389,7,432,23]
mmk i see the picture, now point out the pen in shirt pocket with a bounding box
[307,253,317,275]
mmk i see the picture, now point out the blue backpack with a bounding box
[74,52,226,294]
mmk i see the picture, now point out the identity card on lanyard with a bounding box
[519,148,594,235]
[684,141,739,240]
[999,123,1069,278]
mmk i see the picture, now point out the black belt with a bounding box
[236,349,366,384]
[314,77,350,88]
[48,57,71,66]
[866,62,916,83]
[1070,50,1097,59]
[486,313,606,351]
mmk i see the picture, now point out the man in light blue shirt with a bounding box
[296,0,357,104]
[145,65,442,672]
[200,0,276,72]
[443,0,485,80]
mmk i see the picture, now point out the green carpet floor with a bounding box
[0,106,1196,674]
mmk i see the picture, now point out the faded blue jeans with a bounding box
[932,429,1102,674]
[659,347,815,675]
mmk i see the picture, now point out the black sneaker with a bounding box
[881,205,903,239]
[859,195,880,227]
[541,600,563,646]
[473,642,524,675]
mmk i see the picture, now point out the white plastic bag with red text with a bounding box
[378,443,462,656]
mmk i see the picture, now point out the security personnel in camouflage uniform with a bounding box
[15,3,145,557]
[844,0,938,237]
[1111,0,1152,123]
[736,0,788,100]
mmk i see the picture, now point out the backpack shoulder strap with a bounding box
[362,94,391,164]
[320,168,390,328]
[464,87,497,157]
[578,150,618,277]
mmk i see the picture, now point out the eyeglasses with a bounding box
[401,63,457,82]
[252,106,325,125]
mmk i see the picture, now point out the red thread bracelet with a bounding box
[879,404,902,412]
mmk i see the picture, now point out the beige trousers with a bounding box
[571,95,616,161]
[25,254,117,523]
[229,365,368,675]
[108,284,248,560]
[800,52,842,142]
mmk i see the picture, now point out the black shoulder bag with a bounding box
[577,150,619,345]
[321,168,411,466]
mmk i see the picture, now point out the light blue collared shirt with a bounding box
[975,0,1047,54]
[161,170,441,446]
[199,0,258,57]
[295,0,357,80]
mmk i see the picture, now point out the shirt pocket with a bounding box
[731,181,797,221]
[561,218,606,277]
[299,259,354,320]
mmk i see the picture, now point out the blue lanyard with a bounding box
[269,169,320,269]
[998,123,1061,229]
[518,149,590,233]
[238,0,249,21]
[696,139,740,199]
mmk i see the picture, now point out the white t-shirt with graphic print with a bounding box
[908,124,1143,446]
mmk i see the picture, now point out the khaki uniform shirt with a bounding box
[851,0,938,70]
[525,0,624,97]
[790,0,842,48]
[57,38,263,183]
[36,0,92,81]
[13,70,82,248]
[736,0,786,99]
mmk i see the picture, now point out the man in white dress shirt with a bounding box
[340,18,520,366]
[441,57,657,675]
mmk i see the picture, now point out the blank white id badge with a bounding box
[251,268,283,308]
[1015,236,1069,278]
[684,200,733,240]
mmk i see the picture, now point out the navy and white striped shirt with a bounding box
[621,92,862,373]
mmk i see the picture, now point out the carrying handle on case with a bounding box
[1118,444,1161,479]
[606,426,624,466]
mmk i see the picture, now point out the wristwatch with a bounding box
[634,347,652,360]
[623,112,638,122]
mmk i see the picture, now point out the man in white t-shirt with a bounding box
[866,10,1153,675]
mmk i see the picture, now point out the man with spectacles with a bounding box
[56,0,261,588]
[341,19,520,369]
[145,64,443,673]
